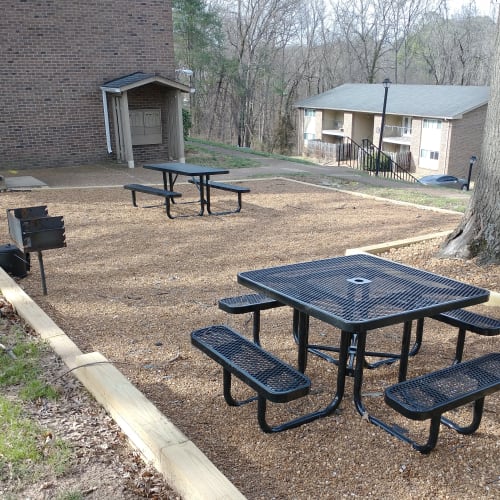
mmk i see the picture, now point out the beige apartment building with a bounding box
[295,84,489,180]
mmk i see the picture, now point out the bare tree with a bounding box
[414,4,495,85]
[330,0,395,82]
[439,12,500,263]
[228,0,300,147]
[388,0,437,83]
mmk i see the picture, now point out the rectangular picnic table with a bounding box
[237,253,490,429]
[143,162,229,216]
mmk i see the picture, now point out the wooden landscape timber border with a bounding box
[0,269,246,500]
[345,230,500,307]
[0,230,498,500]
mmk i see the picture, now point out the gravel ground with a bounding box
[0,177,498,499]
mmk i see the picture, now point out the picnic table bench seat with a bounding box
[124,184,181,219]
[188,179,250,214]
[431,309,500,363]
[218,293,284,344]
[383,352,500,453]
[191,324,311,433]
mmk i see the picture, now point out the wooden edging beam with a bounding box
[0,268,245,500]
[345,231,500,307]
[74,352,245,500]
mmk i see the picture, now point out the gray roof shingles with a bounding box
[101,72,155,89]
[294,84,489,119]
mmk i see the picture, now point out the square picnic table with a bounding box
[237,253,490,427]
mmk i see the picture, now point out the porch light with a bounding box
[376,78,391,176]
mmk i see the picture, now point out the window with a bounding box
[423,119,442,129]
[402,117,412,136]
[420,149,439,160]
[305,109,316,117]
[304,133,316,140]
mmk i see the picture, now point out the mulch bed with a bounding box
[0,178,498,499]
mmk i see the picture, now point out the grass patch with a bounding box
[0,326,55,394]
[0,397,41,464]
[0,317,70,489]
[271,171,468,213]
[185,142,258,168]
[355,187,468,213]
[0,340,41,387]
[0,395,71,483]
[20,378,60,401]
[187,138,317,166]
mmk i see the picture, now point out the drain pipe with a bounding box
[101,87,122,154]
[101,88,112,153]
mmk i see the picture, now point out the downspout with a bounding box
[101,88,112,153]
[445,118,451,175]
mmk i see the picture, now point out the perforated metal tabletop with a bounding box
[237,253,491,431]
[237,253,490,332]
[143,162,229,177]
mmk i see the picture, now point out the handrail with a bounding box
[304,137,419,183]
[343,138,419,183]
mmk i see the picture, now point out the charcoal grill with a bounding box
[7,205,66,295]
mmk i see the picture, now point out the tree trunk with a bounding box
[439,14,500,264]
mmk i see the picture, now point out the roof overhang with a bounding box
[100,71,191,94]
[383,136,412,146]
[322,130,345,137]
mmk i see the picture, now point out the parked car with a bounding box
[418,174,469,190]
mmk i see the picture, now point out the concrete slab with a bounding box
[5,176,47,189]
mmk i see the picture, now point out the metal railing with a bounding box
[303,137,419,183]
[384,125,412,137]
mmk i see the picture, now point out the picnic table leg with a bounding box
[165,198,175,219]
[257,329,350,433]
[454,326,467,364]
[167,172,180,205]
[352,322,428,443]
[296,310,310,373]
[398,321,413,382]
[201,174,209,215]
[353,330,368,416]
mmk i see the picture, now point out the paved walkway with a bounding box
[0,145,470,198]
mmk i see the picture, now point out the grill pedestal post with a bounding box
[6,205,66,295]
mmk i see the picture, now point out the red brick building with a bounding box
[1,0,188,169]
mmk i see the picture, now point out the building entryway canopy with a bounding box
[100,72,190,168]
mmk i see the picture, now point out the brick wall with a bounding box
[447,106,486,180]
[1,0,175,169]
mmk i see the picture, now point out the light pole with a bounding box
[376,78,391,176]
[467,155,477,191]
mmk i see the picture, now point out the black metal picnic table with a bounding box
[237,253,490,428]
[143,162,229,216]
